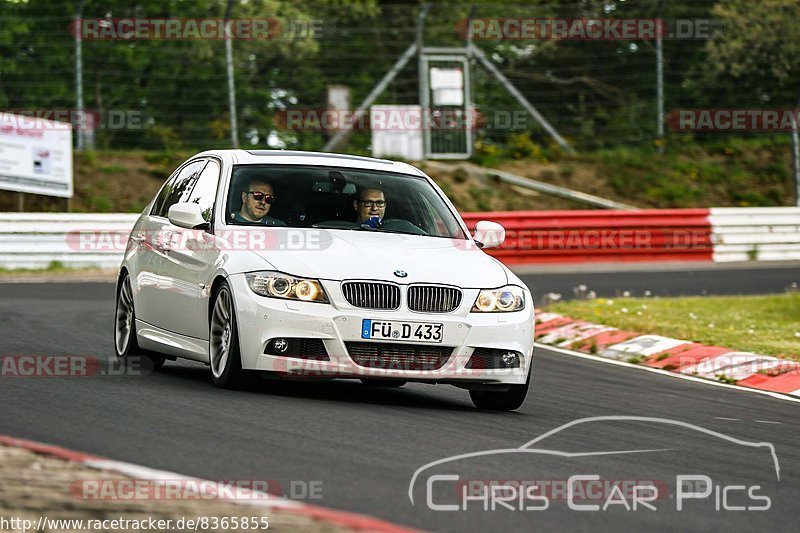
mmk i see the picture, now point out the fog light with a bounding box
[273,338,290,354]
[501,351,519,367]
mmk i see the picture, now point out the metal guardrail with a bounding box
[461,209,713,264]
[710,207,800,262]
[0,213,138,269]
[0,208,797,269]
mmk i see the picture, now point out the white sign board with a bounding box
[0,113,73,198]
[430,68,464,106]
[370,105,424,161]
[327,85,351,112]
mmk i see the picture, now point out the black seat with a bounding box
[305,193,356,226]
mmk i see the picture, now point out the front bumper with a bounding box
[229,274,535,385]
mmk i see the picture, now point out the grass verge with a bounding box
[548,293,800,360]
[0,261,115,279]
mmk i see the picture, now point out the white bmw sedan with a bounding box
[115,150,534,410]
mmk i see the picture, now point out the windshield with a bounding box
[225,164,466,239]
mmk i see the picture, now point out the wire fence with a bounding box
[1,0,798,154]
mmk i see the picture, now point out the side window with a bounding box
[150,170,178,217]
[187,160,220,223]
[155,159,206,218]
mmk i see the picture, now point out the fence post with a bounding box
[656,0,665,154]
[225,0,239,148]
[74,0,86,151]
[417,4,430,158]
[792,99,800,206]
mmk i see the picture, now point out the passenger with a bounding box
[234,178,286,226]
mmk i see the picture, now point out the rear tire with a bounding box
[114,273,165,371]
[469,367,531,411]
[209,282,254,389]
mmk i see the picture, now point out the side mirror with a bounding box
[168,202,207,229]
[472,220,505,249]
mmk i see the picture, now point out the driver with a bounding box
[234,178,286,226]
[353,188,387,229]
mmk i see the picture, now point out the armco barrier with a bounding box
[0,208,797,269]
[0,213,138,269]
[709,207,800,262]
[461,209,714,263]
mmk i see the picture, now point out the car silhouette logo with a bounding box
[394,270,407,278]
[408,415,781,506]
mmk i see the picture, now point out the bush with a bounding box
[471,139,503,167]
[506,132,545,161]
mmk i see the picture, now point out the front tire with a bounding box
[114,273,165,370]
[209,282,254,389]
[469,366,531,411]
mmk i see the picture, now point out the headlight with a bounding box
[471,285,525,313]
[246,271,328,303]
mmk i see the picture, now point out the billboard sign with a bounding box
[0,113,73,198]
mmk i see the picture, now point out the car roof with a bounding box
[193,149,426,176]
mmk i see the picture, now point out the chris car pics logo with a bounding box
[409,416,778,512]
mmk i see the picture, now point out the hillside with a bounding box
[0,138,796,213]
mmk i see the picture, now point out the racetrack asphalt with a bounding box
[1,278,798,531]
[516,262,799,301]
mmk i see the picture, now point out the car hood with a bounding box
[248,228,509,288]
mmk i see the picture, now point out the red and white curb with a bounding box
[534,311,800,398]
[0,434,419,533]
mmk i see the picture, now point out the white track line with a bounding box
[535,342,800,405]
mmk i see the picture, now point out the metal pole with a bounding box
[792,97,800,206]
[74,0,86,151]
[424,161,638,210]
[656,0,665,154]
[323,43,419,152]
[417,5,431,158]
[465,5,477,158]
[225,0,239,148]
[469,43,574,153]
[15,192,24,212]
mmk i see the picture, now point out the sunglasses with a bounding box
[246,191,275,204]
[358,200,386,208]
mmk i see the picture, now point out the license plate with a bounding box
[361,319,443,343]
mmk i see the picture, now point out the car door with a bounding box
[156,158,223,339]
[130,166,182,327]
[145,158,208,334]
